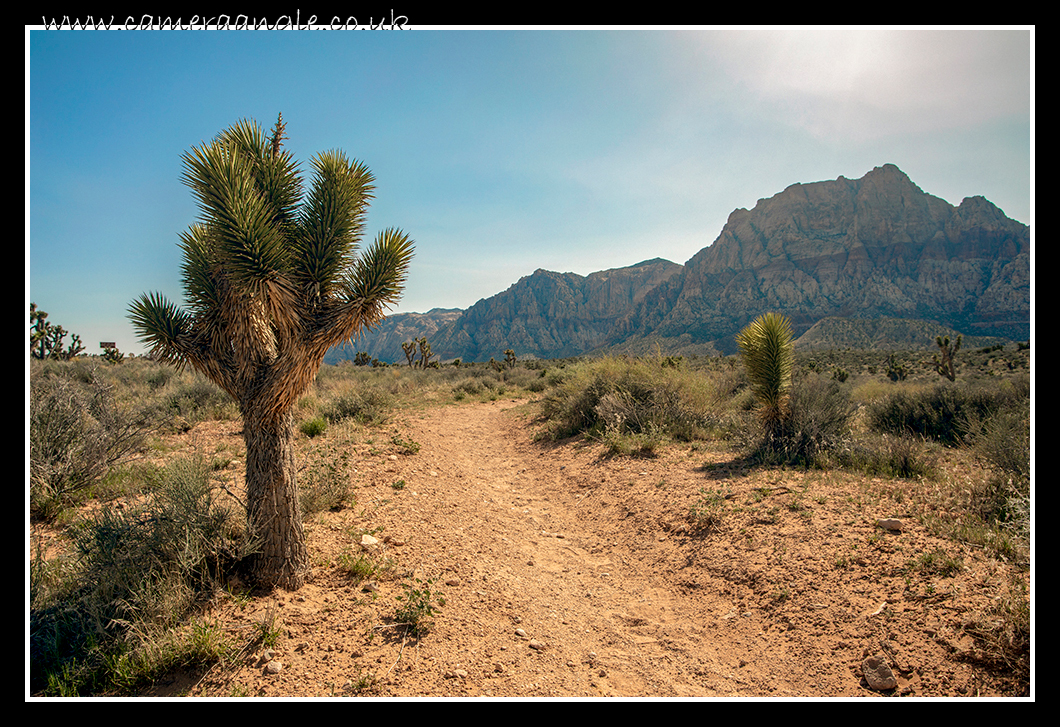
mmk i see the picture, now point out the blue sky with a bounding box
[27,26,1032,356]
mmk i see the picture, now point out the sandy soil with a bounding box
[144,398,1026,699]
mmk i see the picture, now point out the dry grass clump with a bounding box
[30,362,156,520]
[537,356,736,450]
[30,455,252,696]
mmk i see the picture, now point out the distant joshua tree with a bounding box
[129,115,414,590]
[932,334,961,382]
[886,354,909,382]
[418,337,435,368]
[30,303,85,361]
[402,340,417,367]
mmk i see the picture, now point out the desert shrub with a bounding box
[321,387,394,426]
[30,369,156,520]
[964,574,1030,695]
[523,372,549,393]
[143,363,176,390]
[538,356,718,443]
[452,377,486,396]
[300,417,328,438]
[30,456,250,695]
[867,377,1028,446]
[745,374,856,467]
[967,398,1031,487]
[73,457,244,598]
[500,366,544,392]
[598,422,665,457]
[837,433,937,479]
[299,444,353,515]
[963,402,1031,531]
[163,375,237,426]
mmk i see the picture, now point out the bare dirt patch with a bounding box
[143,399,1025,698]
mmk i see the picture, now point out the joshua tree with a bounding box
[30,303,85,360]
[885,353,909,382]
[129,115,414,590]
[402,339,417,367]
[30,303,49,359]
[417,336,434,369]
[736,312,794,444]
[101,346,125,364]
[932,334,961,382]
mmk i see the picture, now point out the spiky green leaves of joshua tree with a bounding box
[736,312,794,443]
[128,115,414,590]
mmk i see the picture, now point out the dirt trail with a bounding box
[180,398,1022,698]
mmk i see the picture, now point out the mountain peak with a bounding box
[328,165,1028,363]
[870,162,907,177]
[650,164,1028,347]
[858,162,923,192]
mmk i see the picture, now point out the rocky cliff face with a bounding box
[620,164,1029,352]
[433,258,684,361]
[323,308,462,365]
[327,164,1029,363]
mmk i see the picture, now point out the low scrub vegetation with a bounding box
[29,344,1031,695]
[533,348,1030,562]
[537,355,739,448]
[30,455,252,696]
[866,377,1029,445]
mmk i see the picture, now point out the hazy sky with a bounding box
[27,26,1032,355]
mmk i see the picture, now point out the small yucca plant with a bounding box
[736,312,794,442]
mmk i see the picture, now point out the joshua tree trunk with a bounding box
[241,402,308,591]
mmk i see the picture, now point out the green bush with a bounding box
[394,578,446,636]
[30,456,250,695]
[299,417,328,438]
[867,378,1028,445]
[837,433,937,479]
[538,356,719,444]
[30,369,155,520]
[321,387,394,426]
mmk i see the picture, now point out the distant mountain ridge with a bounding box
[435,258,684,361]
[327,164,1029,363]
[792,316,1009,352]
[323,308,462,365]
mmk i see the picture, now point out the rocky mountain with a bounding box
[325,258,684,363]
[433,258,684,362]
[323,308,462,365]
[792,316,1009,352]
[614,164,1029,354]
[328,164,1029,363]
